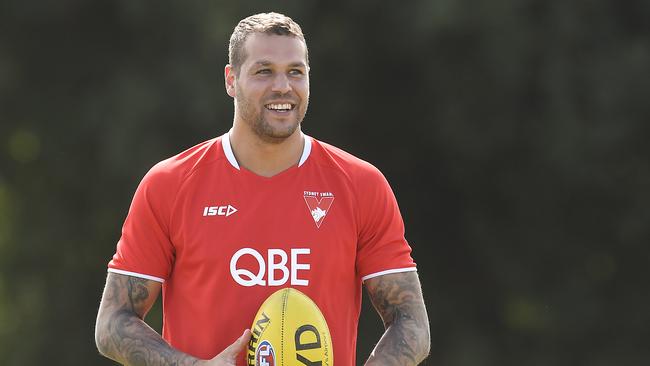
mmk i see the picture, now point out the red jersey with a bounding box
[108,132,416,365]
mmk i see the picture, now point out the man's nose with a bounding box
[271,74,292,94]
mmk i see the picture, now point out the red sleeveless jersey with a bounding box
[108,132,416,365]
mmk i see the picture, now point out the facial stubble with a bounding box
[235,81,309,144]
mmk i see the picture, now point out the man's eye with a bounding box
[256,69,271,74]
[289,69,304,75]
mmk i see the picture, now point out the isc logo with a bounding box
[202,205,237,217]
[230,248,310,287]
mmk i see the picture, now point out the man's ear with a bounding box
[225,64,236,97]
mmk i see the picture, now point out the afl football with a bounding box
[247,288,333,366]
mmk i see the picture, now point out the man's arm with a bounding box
[364,271,430,366]
[95,272,201,365]
[95,272,250,366]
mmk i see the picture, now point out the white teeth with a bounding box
[266,103,292,110]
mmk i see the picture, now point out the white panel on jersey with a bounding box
[298,135,313,167]
[222,131,240,170]
[107,268,166,283]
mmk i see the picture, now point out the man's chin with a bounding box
[254,121,301,144]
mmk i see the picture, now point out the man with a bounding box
[95,12,430,366]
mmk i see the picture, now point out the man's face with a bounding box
[226,33,310,143]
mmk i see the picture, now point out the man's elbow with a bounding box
[94,315,110,356]
[416,321,431,363]
[94,309,121,358]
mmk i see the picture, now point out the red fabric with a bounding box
[108,134,416,365]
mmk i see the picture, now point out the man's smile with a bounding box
[265,103,296,112]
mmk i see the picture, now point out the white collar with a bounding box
[222,130,312,170]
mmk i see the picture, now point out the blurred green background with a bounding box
[1,0,649,365]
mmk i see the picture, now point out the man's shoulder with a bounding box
[142,136,223,187]
[311,138,384,181]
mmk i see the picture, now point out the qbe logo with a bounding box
[255,340,275,366]
[230,248,310,287]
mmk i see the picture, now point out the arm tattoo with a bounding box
[96,273,200,366]
[364,271,430,366]
[126,277,150,315]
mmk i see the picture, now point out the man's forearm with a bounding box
[364,312,430,366]
[95,273,201,366]
[364,272,431,366]
[96,308,200,366]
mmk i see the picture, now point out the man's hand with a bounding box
[200,329,252,366]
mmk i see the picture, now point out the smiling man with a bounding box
[95,12,430,366]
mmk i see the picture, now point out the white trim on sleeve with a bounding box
[107,268,166,283]
[361,267,417,282]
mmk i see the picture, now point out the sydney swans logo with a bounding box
[303,191,334,228]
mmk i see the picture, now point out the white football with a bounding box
[247,288,333,366]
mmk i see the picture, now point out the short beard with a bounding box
[236,90,309,144]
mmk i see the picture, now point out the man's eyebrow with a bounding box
[252,60,307,68]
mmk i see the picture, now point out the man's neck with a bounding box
[228,123,305,178]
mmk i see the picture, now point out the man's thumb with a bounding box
[222,329,252,358]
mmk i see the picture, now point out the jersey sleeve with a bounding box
[355,165,416,282]
[108,162,177,282]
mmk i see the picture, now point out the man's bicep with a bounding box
[364,271,428,328]
[99,272,162,319]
